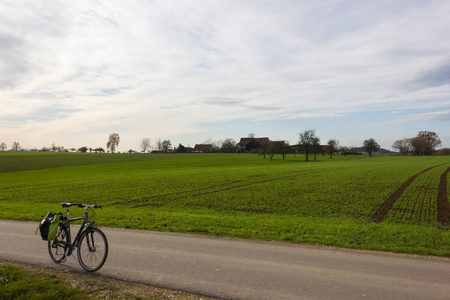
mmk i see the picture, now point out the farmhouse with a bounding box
[193,144,213,153]
[237,137,270,153]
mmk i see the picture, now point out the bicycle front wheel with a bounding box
[77,227,108,272]
[48,225,68,263]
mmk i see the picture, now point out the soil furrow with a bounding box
[437,167,450,226]
[371,166,437,223]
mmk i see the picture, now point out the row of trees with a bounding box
[1,131,444,158]
[295,130,443,161]
[0,142,21,151]
[136,137,239,154]
[0,141,106,153]
[296,129,381,161]
[392,131,442,156]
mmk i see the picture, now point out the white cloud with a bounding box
[1,0,450,150]
[396,109,450,123]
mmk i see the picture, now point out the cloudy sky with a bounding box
[1,0,449,152]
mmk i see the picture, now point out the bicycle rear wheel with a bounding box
[48,225,68,263]
[77,227,108,272]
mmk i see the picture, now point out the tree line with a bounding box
[0,141,106,153]
[261,130,443,161]
[392,131,442,156]
[1,131,445,159]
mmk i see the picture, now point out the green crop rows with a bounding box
[387,164,446,225]
[0,152,449,256]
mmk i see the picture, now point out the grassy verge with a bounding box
[0,263,87,300]
[0,260,216,300]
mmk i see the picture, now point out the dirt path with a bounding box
[437,167,450,226]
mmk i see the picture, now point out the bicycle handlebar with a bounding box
[61,203,102,209]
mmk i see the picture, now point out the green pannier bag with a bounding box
[38,212,60,241]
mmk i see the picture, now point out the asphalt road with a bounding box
[1,220,449,300]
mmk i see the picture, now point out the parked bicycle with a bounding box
[48,203,108,272]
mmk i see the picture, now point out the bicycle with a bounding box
[48,203,108,272]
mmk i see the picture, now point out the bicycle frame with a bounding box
[62,206,95,257]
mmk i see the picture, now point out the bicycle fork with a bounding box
[84,222,97,252]
[86,231,96,252]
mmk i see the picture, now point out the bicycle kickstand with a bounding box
[61,247,70,263]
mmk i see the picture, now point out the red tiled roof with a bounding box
[238,138,269,146]
[193,144,213,152]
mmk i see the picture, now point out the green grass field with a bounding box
[1,152,449,256]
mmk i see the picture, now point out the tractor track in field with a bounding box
[372,164,450,224]
[110,169,326,208]
[437,167,450,226]
[371,166,437,223]
[131,170,328,208]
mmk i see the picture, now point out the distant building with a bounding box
[8,148,38,152]
[193,144,213,153]
[237,137,270,153]
[150,150,164,154]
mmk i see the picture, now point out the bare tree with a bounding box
[417,131,441,155]
[268,141,288,160]
[363,138,380,156]
[106,133,120,153]
[155,139,162,151]
[11,142,21,151]
[408,131,441,155]
[392,138,411,155]
[140,138,151,153]
[220,138,237,153]
[299,129,317,161]
[202,138,220,153]
[258,141,270,159]
[161,140,172,153]
[326,139,339,159]
[410,136,427,155]
[311,137,321,161]
[0,142,6,151]
[50,143,65,152]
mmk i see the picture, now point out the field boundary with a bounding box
[371,165,439,223]
[437,167,450,226]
